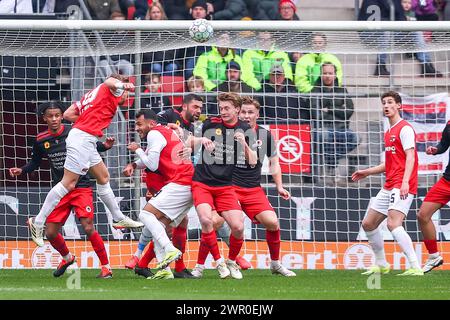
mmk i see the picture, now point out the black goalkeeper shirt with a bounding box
[21,125,107,188]
[193,117,255,187]
[435,121,450,181]
[232,126,277,188]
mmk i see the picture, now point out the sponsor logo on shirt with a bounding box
[385,146,396,154]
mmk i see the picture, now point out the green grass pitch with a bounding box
[0,269,449,300]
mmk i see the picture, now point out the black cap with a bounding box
[38,101,65,115]
[227,61,241,71]
[191,0,208,10]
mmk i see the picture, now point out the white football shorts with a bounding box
[370,188,414,216]
[148,182,193,227]
[64,128,103,176]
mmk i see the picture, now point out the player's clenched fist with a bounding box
[9,167,22,177]
[127,142,140,152]
[426,146,438,155]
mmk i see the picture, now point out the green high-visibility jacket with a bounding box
[241,49,293,90]
[294,53,343,93]
[193,47,257,91]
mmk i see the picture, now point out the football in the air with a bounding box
[189,19,214,43]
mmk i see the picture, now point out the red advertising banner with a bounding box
[268,124,311,174]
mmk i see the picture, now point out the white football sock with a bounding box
[138,210,174,253]
[391,226,420,269]
[63,253,72,262]
[135,227,152,257]
[430,252,440,259]
[365,228,389,267]
[97,182,126,221]
[153,239,165,263]
[35,182,69,227]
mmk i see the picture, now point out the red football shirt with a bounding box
[384,119,418,194]
[150,125,194,186]
[73,83,123,137]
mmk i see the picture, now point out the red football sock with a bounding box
[228,234,244,261]
[266,229,281,261]
[198,231,221,264]
[424,239,438,254]
[138,241,156,268]
[172,226,187,272]
[89,231,109,265]
[49,233,69,257]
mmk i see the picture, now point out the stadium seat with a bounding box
[160,75,185,107]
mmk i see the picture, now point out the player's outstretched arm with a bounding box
[63,104,80,122]
[351,163,386,182]
[104,77,134,92]
[269,156,291,200]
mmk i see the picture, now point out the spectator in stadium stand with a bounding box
[84,0,122,20]
[193,34,258,91]
[186,75,206,93]
[311,63,358,183]
[444,0,450,20]
[358,0,442,77]
[250,0,279,20]
[402,0,443,77]
[215,61,255,93]
[412,0,439,20]
[0,0,54,13]
[358,0,405,76]
[186,76,218,116]
[145,0,167,19]
[258,63,304,123]
[211,0,249,20]
[140,73,172,113]
[142,1,182,75]
[118,0,148,19]
[277,0,299,20]
[294,32,343,93]
[162,0,188,19]
[241,32,293,90]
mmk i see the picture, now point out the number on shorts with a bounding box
[390,193,395,204]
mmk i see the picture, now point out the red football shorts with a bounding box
[423,176,450,205]
[234,185,274,223]
[46,188,94,224]
[192,181,241,213]
[145,171,166,194]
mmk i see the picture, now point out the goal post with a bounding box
[1,20,450,271]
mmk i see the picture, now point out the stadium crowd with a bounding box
[0,0,447,183]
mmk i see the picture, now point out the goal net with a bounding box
[1,20,450,271]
